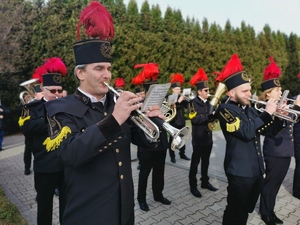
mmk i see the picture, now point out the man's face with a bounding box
[172,87,181,94]
[229,83,252,106]
[198,88,210,100]
[77,62,112,99]
[43,86,63,101]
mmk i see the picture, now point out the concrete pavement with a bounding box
[0,131,299,225]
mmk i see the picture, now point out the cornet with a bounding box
[19,78,40,105]
[247,98,299,123]
[103,82,191,150]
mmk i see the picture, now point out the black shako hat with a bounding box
[73,1,114,66]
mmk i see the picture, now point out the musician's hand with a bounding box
[112,91,143,125]
[178,95,185,103]
[277,102,289,117]
[295,95,300,107]
[265,98,278,115]
[145,105,166,120]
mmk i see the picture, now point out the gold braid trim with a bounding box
[189,112,197,119]
[188,102,197,119]
[226,117,240,132]
[43,126,71,152]
[18,116,30,127]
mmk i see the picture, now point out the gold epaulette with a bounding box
[220,108,240,132]
[18,116,30,127]
[189,112,197,119]
[43,126,71,152]
[189,102,197,119]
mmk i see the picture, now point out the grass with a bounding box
[0,189,28,225]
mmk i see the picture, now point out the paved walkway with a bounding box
[0,131,299,225]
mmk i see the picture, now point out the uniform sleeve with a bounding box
[218,107,274,141]
[47,113,125,167]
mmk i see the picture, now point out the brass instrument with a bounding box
[183,91,196,102]
[248,98,299,123]
[208,82,227,114]
[161,101,176,123]
[103,82,191,150]
[19,78,40,105]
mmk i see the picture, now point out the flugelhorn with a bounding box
[208,82,227,114]
[103,82,191,150]
[19,78,40,105]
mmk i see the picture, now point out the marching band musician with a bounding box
[43,3,165,224]
[19,57,67,225]
[168,73,190,163]
[188,68,218,198]
[293,91,300,200]
[134,63,171,212]
[215,54,285,225]
[259,57,293,225]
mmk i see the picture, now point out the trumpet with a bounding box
[103,82,191,150]
[19,78,40,105]
[247,98,299,123]
[182,91,196,102]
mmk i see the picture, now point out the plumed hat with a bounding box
[41,57,67,87]
[133,63,159,92]
[215,54,251,91]
[73,1,114,65]
[114,77,126,89]
[170,73,184,88]
[190,68,209,90]
[261,57,281,91]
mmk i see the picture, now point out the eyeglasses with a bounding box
[45,88,63,94]
[203,89,210,92]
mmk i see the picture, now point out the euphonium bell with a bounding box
[19,78,40,105]
[208,82,227,114]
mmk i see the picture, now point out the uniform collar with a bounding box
[77,88,106,104]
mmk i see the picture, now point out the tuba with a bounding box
[19,78,40,105]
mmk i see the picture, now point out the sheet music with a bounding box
[141,83,171,112]
[167,94,178,106]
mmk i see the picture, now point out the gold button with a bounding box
[292,139,294,142]
[120,175,124,179]
[104,146,108,149]
[99,149,103,152]
[258,152,260,155]
[114,140,117,143]
[116,148,119,153]
[255,141,258,144]
[262,128,264,130]
[81,129,85,132]
[108,142,112,146]
[118,136,122,139]
[258,130,261,133]
[119,162,122,166]
[104,112,107,116]
[256,147,258,149]
[290,134,293,137]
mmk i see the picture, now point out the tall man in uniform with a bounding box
[43,2,165,225]
[215,54,284,225]
[19,57,67,225]
[168,73,190,163]
[188,68,218,198]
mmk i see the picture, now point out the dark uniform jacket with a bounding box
[19,99,63,173]
[169,96,187,129]
[190,97,212,146]
[293,105,300,143]
[44,90,151,225]
[216,101,283,177]
[263,121,294,158]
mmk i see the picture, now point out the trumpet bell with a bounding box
[163,124,191,151]
[19,78,40,105]
[209,82,227,114]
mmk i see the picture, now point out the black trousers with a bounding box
[137,150,167,202]
[223,175,263,225]
[34,171,66,225]
[23,135,33,170]
[293,142,300,197]
[189,143,212,188]
[260,156,291,216]
[168,135,186,159]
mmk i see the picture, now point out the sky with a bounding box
[123,0,300,36]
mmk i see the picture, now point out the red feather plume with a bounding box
[114,77,126,88]
[298,73,300,79]
[77,1,114,41]
[263,57,281,81]
[170,73,184,86]
[133,63,159,81]
[190,68,208,86]
[42,57,67,77]
[32,66,47,83]
[216,54,244,82]
[131,73,145,85]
